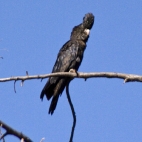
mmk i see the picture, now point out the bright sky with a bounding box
[0,1,142,142]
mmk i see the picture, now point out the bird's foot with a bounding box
[69,69,78,76]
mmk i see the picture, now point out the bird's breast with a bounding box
[77,40,86,53]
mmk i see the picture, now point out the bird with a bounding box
[40,13,94,115]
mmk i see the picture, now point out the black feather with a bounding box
[40,13,94,114]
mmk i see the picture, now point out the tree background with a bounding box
[0,1,142,141]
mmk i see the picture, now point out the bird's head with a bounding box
[70,13,94,42]
[83,13,94,29]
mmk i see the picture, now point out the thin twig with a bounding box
[66,82,76,142]
[0,124,5,142]
[40,137,45,142]
[21,80,24,86]
[26,71,29,76]
[0,120,32,142]
[14,80,16,93]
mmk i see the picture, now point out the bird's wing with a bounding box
[50,40,78,84]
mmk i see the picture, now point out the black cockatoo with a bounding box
[40,13,94,114]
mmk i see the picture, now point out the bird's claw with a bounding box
[69,69,78,76]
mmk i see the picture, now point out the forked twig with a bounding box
[0,120,32,142]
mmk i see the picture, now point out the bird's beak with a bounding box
[84,29,90,35]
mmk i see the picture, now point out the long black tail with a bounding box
[40,80,55,101]
[40,78,67,115]
[48,94,60,114]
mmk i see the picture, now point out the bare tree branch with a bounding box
[1,72,141,141]
[0,72,142,83]
[0,120,32,142]
[0,124,5,142]
[66,82,76,142]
